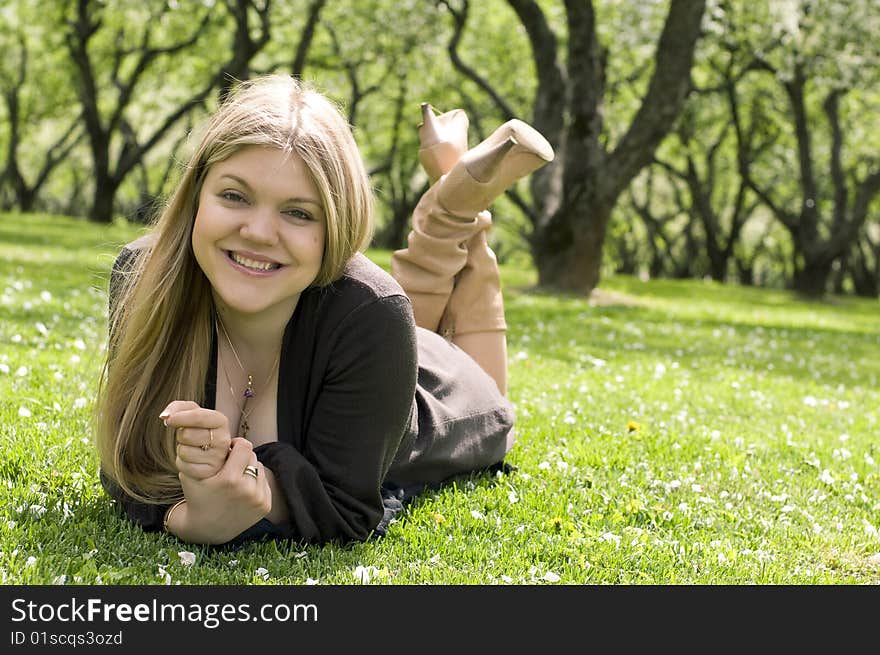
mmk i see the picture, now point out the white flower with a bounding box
[600,532,622,546]
[73,398,87,409]
[18,407,31,418]
[501,575,513,583]
[803,396,818,407]
[29,505,47,516]
[819,469,835,485]
[0,363,8,374]
[35,322,48,336]
[353,565,380,583]
[538,461,551,470]
[73,339,86,350]
[228,559,239,567]
[508,491,519,504]
[158,565,171,585]
[15,366,27,377]
[470,510,485,520]
[53,575,67,585]
[541,571,561,583]
[305,578,319,585]
[40,291,52,302]
[255,567,269,580]
[26,556,37,567]
[177,551,196,566]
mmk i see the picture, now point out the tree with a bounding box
[64,0,278,222]
[728,0,880,296]
[442,0,707,294]
[0,6,83,212]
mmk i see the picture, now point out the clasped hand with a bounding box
[161,400,271,543]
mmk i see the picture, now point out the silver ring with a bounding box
[243,465,259,479]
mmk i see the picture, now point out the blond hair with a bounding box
[94,75,374,504]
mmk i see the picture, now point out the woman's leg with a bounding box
[392,105,553,395]
[442,230,508,395]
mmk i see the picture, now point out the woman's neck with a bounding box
[212,293,297,368]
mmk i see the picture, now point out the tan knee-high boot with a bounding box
[392,104,477,331]
[435,121,554,338]
[392,105,554,333]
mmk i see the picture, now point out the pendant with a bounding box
[244,374,254,399]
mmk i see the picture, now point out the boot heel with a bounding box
[436,119,554,217]
[418,103,469,183]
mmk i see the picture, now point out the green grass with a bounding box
[2,212,879,584]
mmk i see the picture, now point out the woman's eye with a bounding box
[220,190,246,203]
[283,208,313,221]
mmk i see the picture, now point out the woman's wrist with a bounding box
[163,499,187,533]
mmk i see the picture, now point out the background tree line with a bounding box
[1,0,878,298]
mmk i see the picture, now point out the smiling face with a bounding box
[192,145,326,322]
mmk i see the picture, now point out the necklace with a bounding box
[215,313,281,439]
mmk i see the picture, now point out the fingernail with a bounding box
[159,410,170,419]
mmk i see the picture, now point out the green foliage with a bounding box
[2,212,878,584]
[0,1,878,292]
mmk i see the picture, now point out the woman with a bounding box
[95,74,553,546]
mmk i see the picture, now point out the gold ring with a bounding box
[243,465,259,479]
[201,428,213,451]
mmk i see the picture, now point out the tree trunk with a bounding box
[91,172,118,223]
[792,259,832,297]
[532,201,610,292]
[518,0,705,294]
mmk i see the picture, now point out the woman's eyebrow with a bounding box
[218,174,254,191]
[218,174,322,207]
[285,197,323,207]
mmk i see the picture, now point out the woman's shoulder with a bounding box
[113,233,154,269]
[301,253,413,333]
[332,252,408,304]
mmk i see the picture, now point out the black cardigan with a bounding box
[102,247,513,545]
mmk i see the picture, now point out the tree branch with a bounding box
[605,0,706,202]
[291,0,326,77]
[440,0,516,120]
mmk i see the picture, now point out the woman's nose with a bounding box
[240,206,278,245]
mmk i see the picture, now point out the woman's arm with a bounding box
[253,294,418,543]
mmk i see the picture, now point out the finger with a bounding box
[173,424,230,451]
[242,456,271,515]
[164,408,227,431]
[221,438,255,481]
[159,400,200,422]
[176,441,227,466]
[241,453,261,484]
[175,457,219,481]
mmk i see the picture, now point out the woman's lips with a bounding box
[225,250,284,276]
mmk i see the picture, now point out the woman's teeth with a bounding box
[229,251,280,271]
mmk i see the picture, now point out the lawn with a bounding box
[1,211,878,585]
